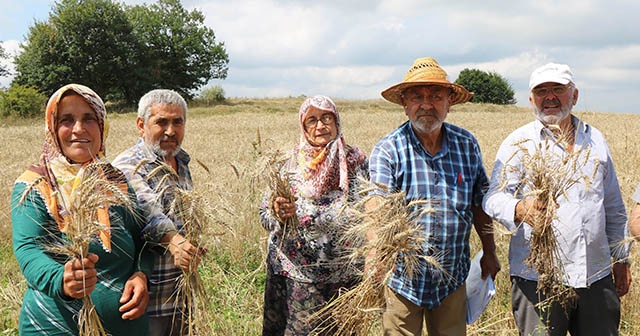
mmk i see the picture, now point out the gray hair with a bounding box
[137,89,188,122]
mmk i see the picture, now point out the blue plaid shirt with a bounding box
[369,121,489,309]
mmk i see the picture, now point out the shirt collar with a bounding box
[533,115,589,145]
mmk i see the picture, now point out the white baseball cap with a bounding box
[528,63,575,90]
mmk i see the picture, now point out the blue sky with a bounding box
[2,0,640,114]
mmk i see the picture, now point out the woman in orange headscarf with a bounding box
[259,95,368,335]
[11,84,152,335]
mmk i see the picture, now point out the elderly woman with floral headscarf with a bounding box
[11,84,153,335]
[259,95,368,335]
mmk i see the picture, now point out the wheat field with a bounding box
[1,97,639,335]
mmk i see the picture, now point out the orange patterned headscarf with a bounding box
[291,95,366,199]
[34,84,118,251]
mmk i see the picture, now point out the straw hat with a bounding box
[381,57,473,106]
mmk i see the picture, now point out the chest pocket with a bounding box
[444,167,474,212]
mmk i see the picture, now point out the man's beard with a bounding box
[150,136,181,158]
[533,99,572,125]
[412,108,443,134]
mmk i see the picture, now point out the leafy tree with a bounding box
[127,0,229,100]
[14,0,138,102]
[455,69,516,105]
[0,44,9,79]
[13,0,228,105]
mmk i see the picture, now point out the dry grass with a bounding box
[0,276,23,333]
[2,99,640,335]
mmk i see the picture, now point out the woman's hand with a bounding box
[119,271,149,320]
[274,196,297,220]
[62,253,99,299]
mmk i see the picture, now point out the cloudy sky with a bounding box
[1,0,639,113]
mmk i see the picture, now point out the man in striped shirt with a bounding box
[368,57,500,336]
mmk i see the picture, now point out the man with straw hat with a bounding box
[368,57,500,335]
[483,63,630,335]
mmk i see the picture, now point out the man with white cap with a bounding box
[483,63,631,335]
[368,57,500,335]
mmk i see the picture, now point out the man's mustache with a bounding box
[416,108,437,117]
[542,99,561,108]
[161,135,178,142]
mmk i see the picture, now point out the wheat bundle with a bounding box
[165,188,214,336]
[44,161,134,336]
[311,180,444,335]
[262,150,300,245]
[146,159,233,335]
[501,126,592,306]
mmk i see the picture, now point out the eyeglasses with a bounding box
[532,85,572,98]
[304,113,335,128]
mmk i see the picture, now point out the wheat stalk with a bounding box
[502,125,591,307]
[44,161,134,336]
[262,149,300,246]
[149,160,233,335]
[311,179,445,335]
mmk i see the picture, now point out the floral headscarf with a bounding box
[32,84,118,251]
[291,95,366,199]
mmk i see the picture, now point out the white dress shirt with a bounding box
[483,116,629,288]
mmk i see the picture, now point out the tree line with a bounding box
[1,0,229,117]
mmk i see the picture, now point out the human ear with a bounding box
[136,117,145,138]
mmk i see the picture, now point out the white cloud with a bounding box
[197,0,330,66]
[0,40,21,88]
[2,0,640,113]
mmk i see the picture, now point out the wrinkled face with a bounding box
[56,94,102,163]
[529,82,578,125]
[303,106,338,146]
[137,103,186,157]
[401,85,452,135]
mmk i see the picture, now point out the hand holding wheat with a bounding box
[62,254,99,299]
[515,198,557,226]
[273,196,297,220]
[165,232,203,273]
